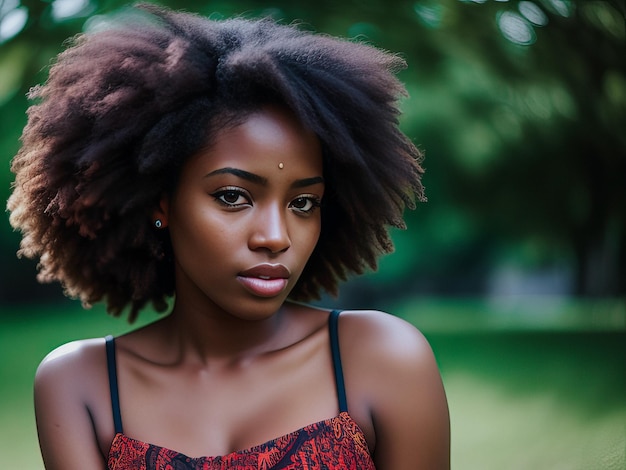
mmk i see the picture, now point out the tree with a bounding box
[1,0,624,309]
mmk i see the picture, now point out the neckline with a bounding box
[105,310,347,436]
[108,411,366,462]
[105,310,353,465]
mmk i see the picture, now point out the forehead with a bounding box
[186,106,323,178]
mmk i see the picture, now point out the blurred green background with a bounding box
[1,0,625,468]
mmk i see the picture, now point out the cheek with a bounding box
[176,213,234,251]
[168,200,221,257]
[297,216,322,255]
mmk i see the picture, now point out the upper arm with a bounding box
[34,340,108,470]
[343,311,450,470]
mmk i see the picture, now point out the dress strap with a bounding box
[105,335,123,434]
[329,310,348,413]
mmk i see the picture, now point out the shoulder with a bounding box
[336,309,435,370]
[34,338,113,469]
[34,337,111,417]
[337,310,450,469]
[35,338,107,391]
[335,309,442,406]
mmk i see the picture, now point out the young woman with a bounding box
[8,4,450,469]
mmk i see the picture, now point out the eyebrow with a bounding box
[205,167,324,188]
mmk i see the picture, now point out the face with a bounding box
[159,106,324,321]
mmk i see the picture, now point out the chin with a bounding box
[225,296,287,322]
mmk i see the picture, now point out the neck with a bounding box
[157,298,287,365]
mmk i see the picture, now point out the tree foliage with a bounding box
[1,0,624,307]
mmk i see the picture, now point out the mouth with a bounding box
[237,264,291,298]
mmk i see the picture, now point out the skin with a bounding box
[34,106,450,469]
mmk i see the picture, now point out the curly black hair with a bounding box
[7,3,425,322]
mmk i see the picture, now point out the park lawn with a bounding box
[0,301,624,469]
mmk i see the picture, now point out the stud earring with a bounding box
[154,219,163,229]
[278,162,284,169]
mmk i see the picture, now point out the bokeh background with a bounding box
[1,0,625,468]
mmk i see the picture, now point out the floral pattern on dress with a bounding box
[107,412,375,470]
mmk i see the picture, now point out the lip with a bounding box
[239,264,291,279]
[237,264,291,298]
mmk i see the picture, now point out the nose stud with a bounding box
[278,162,284,169]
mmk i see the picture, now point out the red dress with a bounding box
[105,311,376,469]
[107,412,374,469]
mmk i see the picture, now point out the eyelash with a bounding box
[289,195,321,214]
[212,187,251,208]
[211,188,321,214]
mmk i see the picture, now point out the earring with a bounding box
[154,219,163,229]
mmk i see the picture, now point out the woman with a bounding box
[8,4,449,469]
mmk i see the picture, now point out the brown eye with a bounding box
[222,191,241,204]
[212,188,251,207]
[289,196,320,214]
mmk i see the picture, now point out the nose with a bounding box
[248,203,291,254]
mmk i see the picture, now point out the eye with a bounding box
[289,195,321,214]
[212,188,251,208]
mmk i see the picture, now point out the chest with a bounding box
[100,336,343,458]
[107,413,376,469]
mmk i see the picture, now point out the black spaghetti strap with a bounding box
[329,310,348,413]
[105,335,123,434]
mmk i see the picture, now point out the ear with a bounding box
[153,193,170,228]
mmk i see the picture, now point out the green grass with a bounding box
[1,300,624,469]
[428,332,626,469]
[0,302,158,469]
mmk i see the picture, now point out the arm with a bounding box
[34,340,108,470]
[343,311,450,470]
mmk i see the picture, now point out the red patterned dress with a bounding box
[105,311,376,469]
[107,412,374,469]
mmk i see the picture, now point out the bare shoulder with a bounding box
[338,310,450,469]
[35,338,111,470]
[34,337,110,429]
[337,309,436,369]
[335,309,444,408]
[35,338,106,393]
